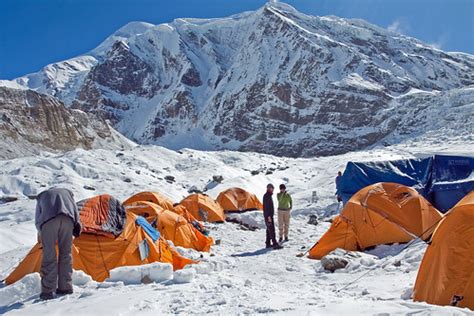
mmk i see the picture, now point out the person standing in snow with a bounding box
[263,184,282,249]
[35,187,82,300]
[335,171,343,204]
[277,184,292,242]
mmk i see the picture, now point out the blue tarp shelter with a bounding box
[338,155,473,212]
[429,155,474,212]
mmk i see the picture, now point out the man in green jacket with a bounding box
[277,184,292,242]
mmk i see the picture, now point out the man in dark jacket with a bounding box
[335,171,343,203]
[263,184,282,250]
[35,187,82,300]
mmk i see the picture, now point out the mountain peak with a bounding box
[263,1,298,13]
[114,21,155,38]
[91,21,154,56]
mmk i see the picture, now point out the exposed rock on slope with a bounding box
[0,87,133,159]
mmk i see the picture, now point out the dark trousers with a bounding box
[40,214,74,294]
[265,217,278,246]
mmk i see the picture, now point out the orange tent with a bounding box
[125,200,163,220]
[123,191,174,211]
[216,187,263,213]
[173,204,200,223]
[172,204,207,232]
[413,191,474,310]
[179,194,225,223]
[308,183,442,259]
[126,201,213,252]
[5,212,195,284]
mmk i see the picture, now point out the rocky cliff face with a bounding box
[2,2,473,157]
[0,87,133,159]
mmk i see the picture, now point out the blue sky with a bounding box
[1,0,472,79]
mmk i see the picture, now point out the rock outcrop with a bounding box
[0,87,133,159]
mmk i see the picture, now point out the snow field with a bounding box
[0,140,473,314]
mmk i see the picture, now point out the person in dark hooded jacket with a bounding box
[35,187,82,300]
[335,171,343,203]
[263,184,282,249]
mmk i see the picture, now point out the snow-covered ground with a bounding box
[0,139,472,315]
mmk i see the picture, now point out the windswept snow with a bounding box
[0,274,41,308]
[335,73,384,91]
[107,263,173,285]
[0,138,472,314]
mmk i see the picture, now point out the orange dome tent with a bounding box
[172,204,200,223]
[126,201,213,252]
[179,194,225,223]
[216,187,263,213]
[172,204,207,232]
[123,191,174,211]
[5,212,195,284]
[308,183,442,259]
[413,191,474,310]
[126,200,163,220]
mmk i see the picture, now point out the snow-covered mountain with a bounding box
[0,87,134,159]
[2,2,473,157]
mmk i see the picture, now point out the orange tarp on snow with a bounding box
[308,183,442,259]
[5,212,195,284]
[216,187,263,212]
[123,191,174,211]
[127,201,213,252]
[77,194,126,237]
[179,194,225,223]
[413,191,474,310]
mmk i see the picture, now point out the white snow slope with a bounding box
[0,137,473,315]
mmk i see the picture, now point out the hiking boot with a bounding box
[265,244,272,249]
[56,288,73,295]
[279,237,283,243]
[285,237,289,242]
[273,244,283,250]
[40,292,54,300]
